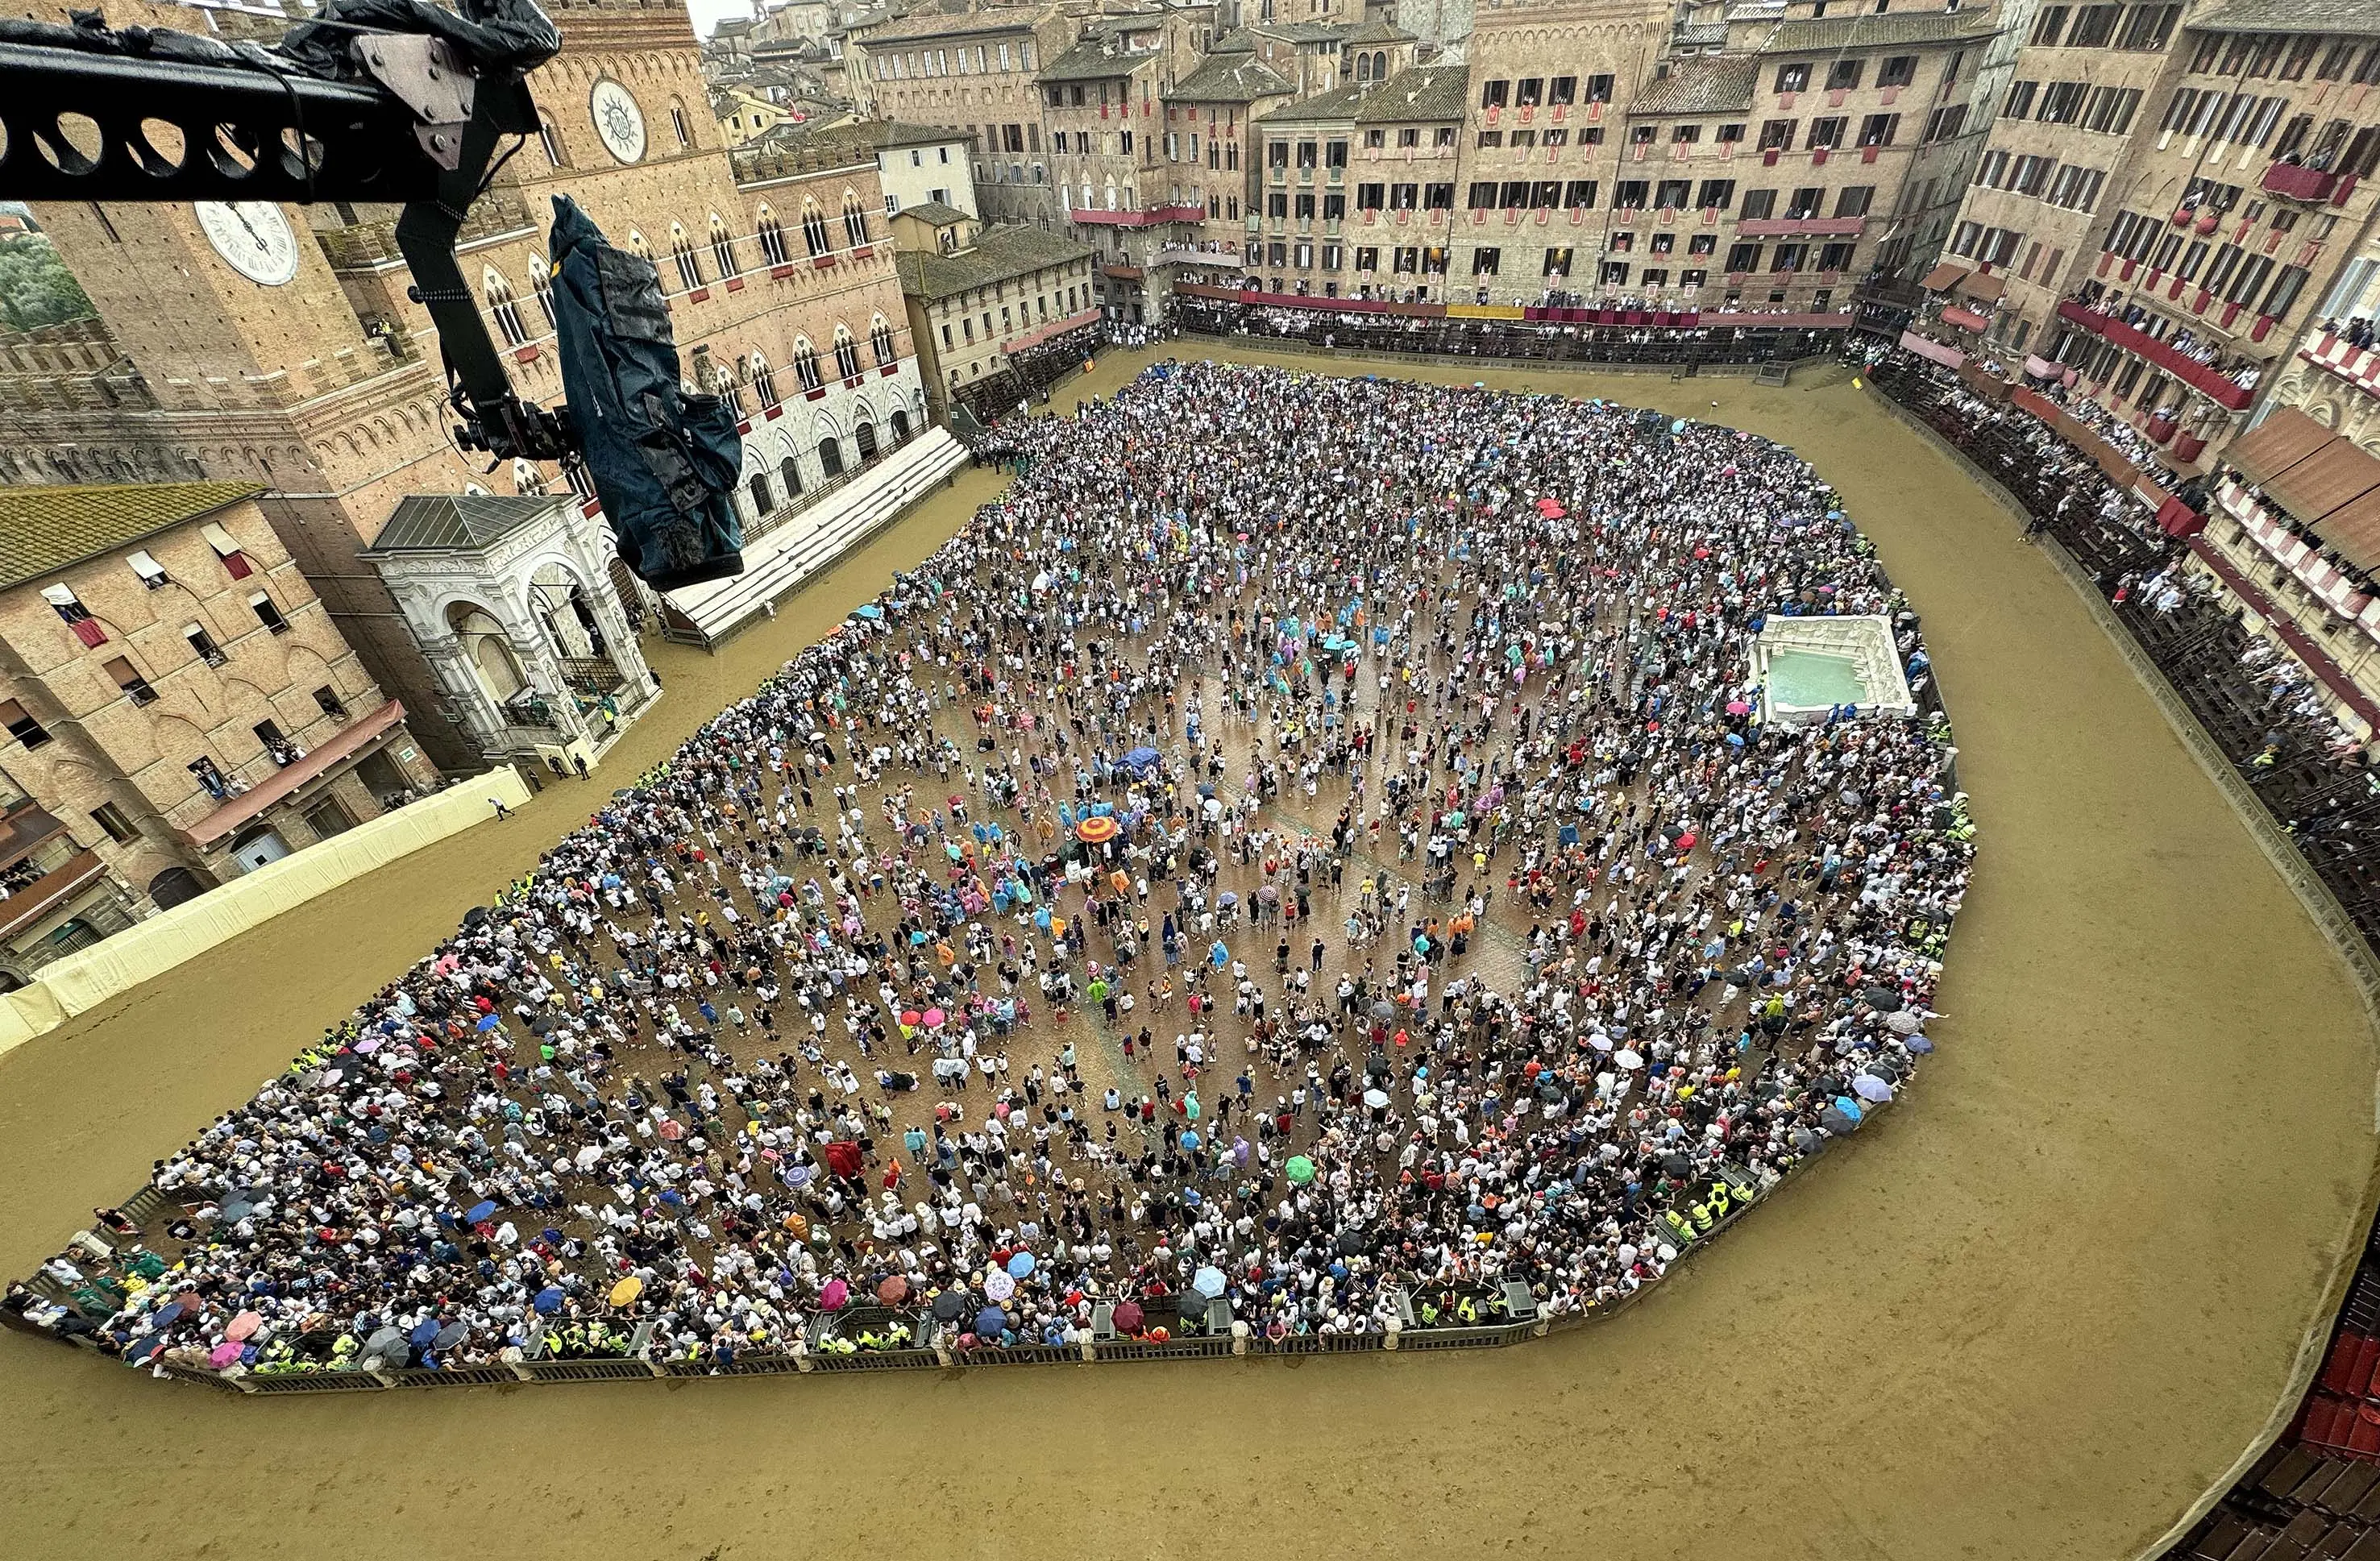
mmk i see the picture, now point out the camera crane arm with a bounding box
[0,4,567,464]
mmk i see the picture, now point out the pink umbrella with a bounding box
[226,1310,261,1341]
[923,1007,947,1028]
[209,1339,244,1368]
[820,1277,849,1311]
[1726,700,1751,715]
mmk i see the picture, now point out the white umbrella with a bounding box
[1362,1088,1390,1110]
[1614,1049,1644,1070]
[983,1269,1016,1301]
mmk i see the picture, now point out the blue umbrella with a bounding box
[1192,1265,1226,1298]
[464,1199,497,1224]
[1179,1130,1200,1152]
[476,1013,500,1032]
[974,1306,1008,1338]
[534,1287,564,1314]
[1007,1252,1036,1278]
[408,1318,440,1348]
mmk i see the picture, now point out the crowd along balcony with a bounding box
[0,847,106,939]
[1068,205,1208,227]
[1734,216,1868,239]
[2055,299,2256,411]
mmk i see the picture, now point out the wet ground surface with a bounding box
[0,344,2372,1561]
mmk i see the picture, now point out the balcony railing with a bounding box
[0,848,106,938]
[2055,299,2257,410]
[1069,205,1207,226]
[1735,215,1868,238]
[2260,160,2345,204]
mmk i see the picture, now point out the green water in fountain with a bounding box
[1767,648,1870,708]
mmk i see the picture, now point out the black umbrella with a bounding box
[1661,1152,1691,1179]
[1335,1229,1365,1256]
[463,906,492,930]
[1790,1127,1825,1155]
[1862,986,1904,1012]
[1819,1106,1859,1135]
[931,1289,967,1322]
[529,1015,558,1036]
[1369,1000,1396,1022]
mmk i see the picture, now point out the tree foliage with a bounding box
[0,233,93,332]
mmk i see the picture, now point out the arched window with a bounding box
[538,113,569,168]
[512,457,548,495]
[671,99,692,148]
[485,269,527,347]
[779,454,803,500]
[748,471,775,516]
[854,421,879,462]
[800,202,831,256]
[1373,51,1388,79]
[626,230,654,262]
[758,207,789,267]
[669,224,704,291]
[1355,52,1370,81]
[841,193,870,247]
[793,340,822,391]
[817,434,845,477]
[529,253,556,330]
[709,214,739,278]
[870,317,896,366]
[891,407,912,442]
[751,351,778,407]
[833,326,862,380]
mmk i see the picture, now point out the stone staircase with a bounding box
[658,426,967,647]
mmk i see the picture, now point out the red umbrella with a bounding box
[877,1275,908,1305]
[1111,1300,1144,1333]
[824,1140,864,1179]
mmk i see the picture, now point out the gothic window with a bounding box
[669,225,704,291]
[709,214,739,278]
[841,193,871,247]
[800,203,831,256]
[485,270,528,347]
[870,317,896,366]
[833,327,862,380]
[757,207,790,266]
[752,352,778,407]
[794,340,822,391]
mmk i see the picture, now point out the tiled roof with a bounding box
[896,199,972,226]
[1210,26,1259,52]
[1762,8,1997,50]
[1343,16,1414,43]
[2191,0,2380,34]
[1355,63,1468,122]
[1039,35,1157,81]
[861,4,1040,42]
[1630,56,1757,116]
[365,494,574,554]
[1259,81,1367,124]
[895,223,1094,301]
[1169,53,1295,102]
[0,481,263,592]
[1250,19,1356,44]
[758,118,964,158]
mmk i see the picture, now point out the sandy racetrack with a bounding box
[0,345,2369,1561]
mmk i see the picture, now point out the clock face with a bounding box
[195,201,299,286]
[591,79,647,164]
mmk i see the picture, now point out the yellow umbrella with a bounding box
[608,1275,643,1307]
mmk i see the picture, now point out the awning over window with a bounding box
[2230,406,2380,574]
[1955,271,2007,302]
[1920,263,1966,292]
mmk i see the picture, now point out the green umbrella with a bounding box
[1286,1156,1316,1185]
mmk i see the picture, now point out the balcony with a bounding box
[1736,216,1868,238]
[2260,160,2344,204]
[1070,205,1207,227]
[2056,300,2256,411]
[0,847,106,938]
[1153,245,1243,267]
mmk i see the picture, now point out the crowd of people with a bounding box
[7,362,1971,1379]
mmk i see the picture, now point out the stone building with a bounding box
[2,0,947,768]
[1161,48,1299,288]
[0,481,439,969]
[1956,2,2380,472]
[759,118,987,218]
[892,205,1099,416]
[1255,62,1466,300]
[851,3,1078,224]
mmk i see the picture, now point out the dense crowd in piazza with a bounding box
[9,362,1972,1376]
